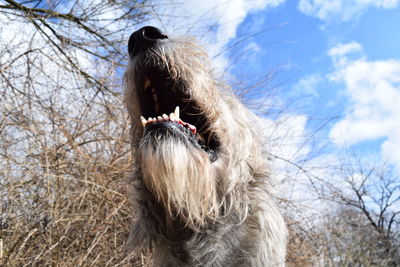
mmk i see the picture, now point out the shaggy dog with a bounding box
[124,26,287,267]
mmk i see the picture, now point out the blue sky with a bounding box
[145,0,400,175]
[249,1,400,169]
[4,0,397,174]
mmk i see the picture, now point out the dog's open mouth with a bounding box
[137,69,219,162]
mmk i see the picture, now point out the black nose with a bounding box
[128,26,168,57]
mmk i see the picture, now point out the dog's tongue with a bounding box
[140,106,197,134]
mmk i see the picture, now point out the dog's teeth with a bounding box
[157,116,162,121]
[162,114,168,120]
[140,116,147,127]
[174,106,180,118]
[169,112,175,120]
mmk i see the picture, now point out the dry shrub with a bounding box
[0,93,143,265]
[0,0,156,265]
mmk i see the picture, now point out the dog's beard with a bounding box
[139,130,219,227]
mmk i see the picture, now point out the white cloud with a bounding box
[264,114,310,162]
[293,74,322,97]
[298,0,400,22]
[245,41,262,54]
[328,41,363,67]
[328,42,362,57]
[381,129,400,164]
[328,42,400,168]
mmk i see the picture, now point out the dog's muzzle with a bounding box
[128,26,220,162]
[128,26,168,57]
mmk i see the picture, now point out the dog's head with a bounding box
[125,26,221,160]
[124,26,267,228]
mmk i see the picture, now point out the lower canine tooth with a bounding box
[174,106,180,118]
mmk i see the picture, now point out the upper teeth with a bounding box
[140,106,180,128]
[139,106,197,134]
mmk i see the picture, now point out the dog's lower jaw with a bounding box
[138,128,220,228]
